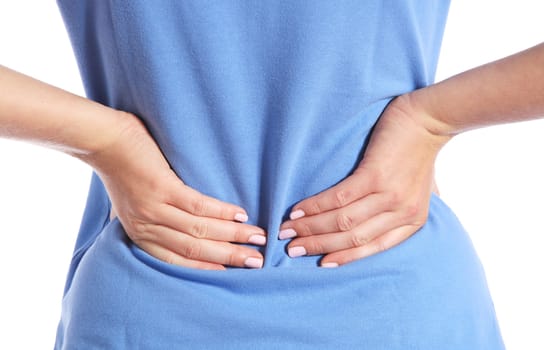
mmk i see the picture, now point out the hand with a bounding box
[278,95,450,267]
[84,112,266,270]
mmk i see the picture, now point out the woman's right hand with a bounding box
[82,112,266,270]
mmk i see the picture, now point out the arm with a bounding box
[411,43,544,137]
[0,65,266,270]
[0,65,126,156]
[279,43,544,267]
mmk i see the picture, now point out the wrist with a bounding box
[394,88,455,148]
[75,110,143,173]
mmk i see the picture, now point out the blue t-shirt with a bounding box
[55,1,504,349]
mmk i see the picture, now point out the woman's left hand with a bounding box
[278,94,450,267]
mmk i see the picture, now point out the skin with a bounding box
[280,42,544,267]
[1,43,543,270]
[0,65,266,270]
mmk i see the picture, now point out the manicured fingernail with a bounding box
[321,262,339,268]
[244,257,263,268]
[248,234,266,245]
[288,246,307,258]
[234,213,249,222]
[278,228,297,240]
[289,209,305,220]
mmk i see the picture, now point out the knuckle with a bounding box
[181,241,202,260]
[153,171,173,188]
[147,178,163,194]
[190,195,207,216]
[163,252,179,265]
[218,204,230,220]
[336,212,354,232]
[190,220,209,239]
[131,204,154,221]
[404,202,420,219]
[226,250,240,267]
[385,191,402,208]
[134,206,153,219]
[131,230,154,245]
[296,221,313,237]
[402,199,428,224]
[127,218,153,239]
[349,233,369,248]
[308,200,322,215]
[303,239,324,255]
[334,189,349,207]
[232,227,246,242]
[357,167,381,189]
[373,239,388,253]
[334,253,355,266]
[130,220,148,234]
[366,172,380,188]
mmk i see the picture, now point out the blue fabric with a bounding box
[55,1,505,349]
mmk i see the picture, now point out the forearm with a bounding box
[0,65,130,159]
[408,42,544,138]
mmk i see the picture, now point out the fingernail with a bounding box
[244,257,263,268]
[278,228,297,240]
[289,209,305,220]
[248,234,266,245]
[321,262,339,268]
[234,213,249,222]
[288,246,307,258]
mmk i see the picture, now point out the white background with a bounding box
[0,1,543,349]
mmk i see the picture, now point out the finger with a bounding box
[139,241,226,270]
[279,193,386,239]
[156,204,267,245]
[320,225,418,267]
[141,224,265,268]
[286,212,401,257]
[288,172,373,219]
[167,183,249,222]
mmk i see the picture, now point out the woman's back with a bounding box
[55,1,504,348]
